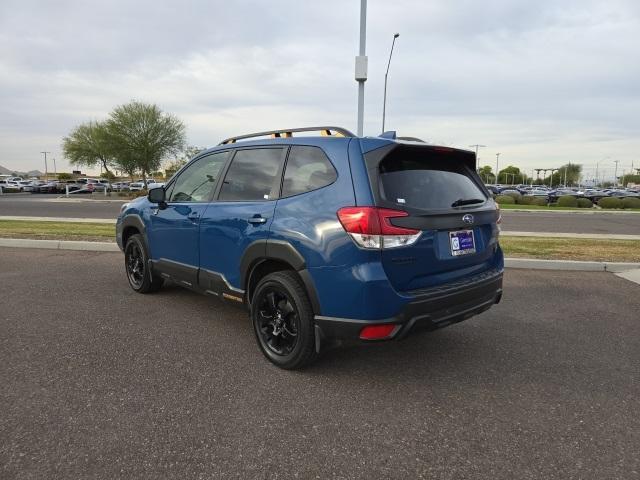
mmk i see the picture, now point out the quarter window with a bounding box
[218,148,284,201]
[168,151,230,202]
[282,146,337,197]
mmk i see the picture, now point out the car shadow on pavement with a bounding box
[153,282,523,385]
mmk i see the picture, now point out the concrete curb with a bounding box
[0,216,116,224]
[47,197,127,203]
[504,258,639,273]
[0,238,119,252]
[1,238,639,273]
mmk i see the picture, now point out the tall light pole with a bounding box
[41,151,50,180]
[53,157,57,177]
[469,144,486,158]
[495,153,501,183]
[381,33,400,133]
[355,0,368,137]
[613,160,620,186]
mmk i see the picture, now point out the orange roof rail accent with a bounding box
[219,126,354,145]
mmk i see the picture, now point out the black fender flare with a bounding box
[121,214,146,237]
[241,239,321,315]
[119,214,148,254]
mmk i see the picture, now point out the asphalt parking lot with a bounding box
[1,248,639,479]
[1,194,640,235]
[0,194,124,219]
[501,210,640,235]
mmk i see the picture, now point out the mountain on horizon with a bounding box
[0,164,44,177]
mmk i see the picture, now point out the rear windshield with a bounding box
[378,153,486,210]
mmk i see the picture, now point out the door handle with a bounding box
[248,216,267,224]
[187,211,200,220]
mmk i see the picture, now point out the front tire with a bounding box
[251,271,317,370]
[124,234,164,293]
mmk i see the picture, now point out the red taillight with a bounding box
[337,207,421,249]
[360,324,397,340]
[336,207,419,235]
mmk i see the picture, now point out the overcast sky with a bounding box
[1,0,639,181]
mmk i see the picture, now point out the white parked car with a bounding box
[129,179,159,191]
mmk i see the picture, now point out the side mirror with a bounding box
[148,186,167,208]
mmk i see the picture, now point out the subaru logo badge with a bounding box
[462,214,474,225]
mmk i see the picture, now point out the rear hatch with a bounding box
[364,142,501,293]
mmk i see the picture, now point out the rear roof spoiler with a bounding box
[365,142,477,171]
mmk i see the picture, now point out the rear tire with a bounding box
[251,271,317,370]
[124,234,164,293]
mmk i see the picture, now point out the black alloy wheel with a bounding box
[251,271,317,369]
[256,288,300,356]
[124,233,163,293]
[125,241,145,289]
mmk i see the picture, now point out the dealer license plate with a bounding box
[449,229,476,256]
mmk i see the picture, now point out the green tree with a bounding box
[100,171,116,181]
[62,121,114,174]
[57,172,73,180]
[477,165,495,183]
[620,174,640,187]
[164,146,203,178]
[551,163,582,186]
[498,165,528,185]
[106,101,186,181]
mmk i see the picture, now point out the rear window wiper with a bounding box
[451,198,485,207]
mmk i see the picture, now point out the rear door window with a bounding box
[282,146,337,197]
[378,154,487,210]
[218,148,284,201]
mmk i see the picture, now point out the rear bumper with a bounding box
[314,268,503,342]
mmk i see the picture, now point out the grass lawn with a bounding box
[0,220,115,242]
[499,236,640,262]
[1,220,639,262]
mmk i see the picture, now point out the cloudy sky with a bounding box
[1,0,639,181]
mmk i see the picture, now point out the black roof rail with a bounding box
[218,126,355,145]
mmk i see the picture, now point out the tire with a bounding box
[124,233,164,294]
[251,271,318,370]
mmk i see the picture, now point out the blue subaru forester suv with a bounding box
[116,126,503,369]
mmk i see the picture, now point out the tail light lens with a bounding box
[337,207,421,249]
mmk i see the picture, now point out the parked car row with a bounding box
[485,184,640,203]
[1,178,162,194]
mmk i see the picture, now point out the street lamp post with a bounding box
[468,145,486,178]
[355,0,368,137]
[381,33,400,133]
[495,153,501,183]
[41,151,51,180]
[613,160,620,186]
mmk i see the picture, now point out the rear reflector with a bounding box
[359,324,398,340]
